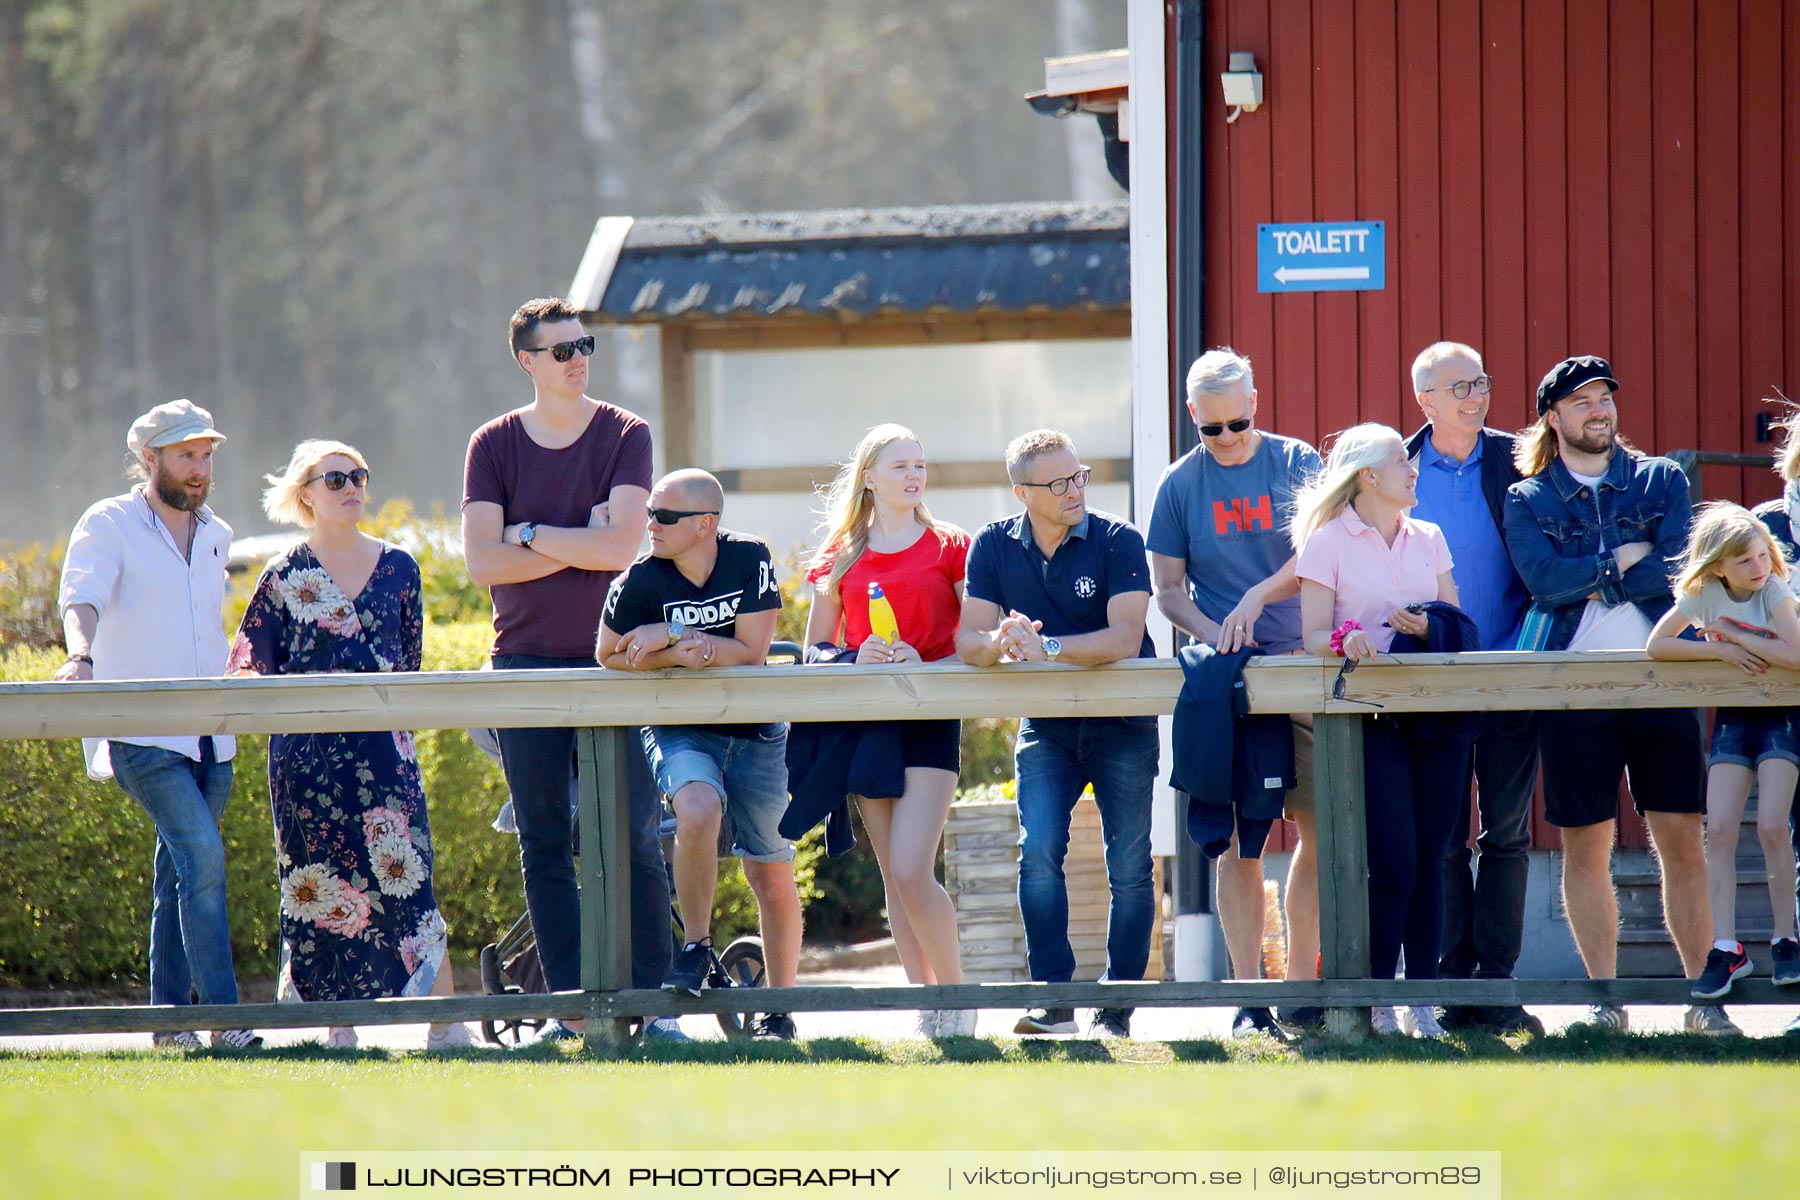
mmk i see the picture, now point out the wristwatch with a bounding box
[1041,636,1063,661]
[517,522,538,551]
[666,620,687,647]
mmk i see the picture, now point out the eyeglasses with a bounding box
[1018,467,1092,497]
[303,468,370,491]
[1422,375,1492,400]
[1199,417,1253,438]
[647,506,719,526]
[1331,657,1385,709]
[522,335,597,363]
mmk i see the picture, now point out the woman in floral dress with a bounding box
[230,440,472,1050]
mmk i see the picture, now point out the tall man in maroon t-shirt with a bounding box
[462,297,664,1044]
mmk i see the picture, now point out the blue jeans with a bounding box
[108,739,239,1007]
[643,725,793,862]
[493,654,671,994]
[1014,716,1159,985]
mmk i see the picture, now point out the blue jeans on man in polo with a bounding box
[108,738,239,1008]
[492,653,672,995]
[1014,716,1160,985]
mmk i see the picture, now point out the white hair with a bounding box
[1186,347,1255,401]
[1410,341,1483,395]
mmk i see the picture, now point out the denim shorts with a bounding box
[642,724,794,863]
[1709,709,1800,769]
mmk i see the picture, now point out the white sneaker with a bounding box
[425,1023,477,1051]
[210,1028,264,1050]
[917,1009,942,1038]
[1399,1006,1446,1039]
[152,1030,203,1051]
[1369,1006,1400,1035]
[1684,1005,1743,1037]
[325,1026,359,1049]
[939,1009,978,1037]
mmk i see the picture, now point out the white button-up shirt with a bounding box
[58,486,237,779]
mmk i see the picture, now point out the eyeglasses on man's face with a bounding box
[1422,374,1492,401]
[304,468,370,491]
[646,505,719,526]
[523,335,597,364]
[1018,466,1092,497]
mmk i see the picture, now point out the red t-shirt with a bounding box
[462,403,653,659]
[807,525,970,662]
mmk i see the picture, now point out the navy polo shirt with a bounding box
[965,509,1156,659]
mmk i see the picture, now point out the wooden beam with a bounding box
[577,727,635,1046]
[1312,715,1370,981]
[684,313,1132,351]
[659,325,695,469]
[1043,49,1131,96]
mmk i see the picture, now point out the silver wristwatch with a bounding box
[666,620,687,647]
[517,522,538,551]
[1041,636,1063,661]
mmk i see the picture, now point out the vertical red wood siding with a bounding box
[1188,0,1798,851]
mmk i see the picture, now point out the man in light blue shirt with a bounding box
[1403,341,1540,1036]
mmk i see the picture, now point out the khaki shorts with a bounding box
[1283,714,1315,816]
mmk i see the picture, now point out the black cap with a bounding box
[1536,355,1618,416]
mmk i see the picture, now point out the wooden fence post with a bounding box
[576,725,636,1047]
[1311,712,1370,1032]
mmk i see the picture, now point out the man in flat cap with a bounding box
[55,399,260,1050]
[1503,357,1716,1035]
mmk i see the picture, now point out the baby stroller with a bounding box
[471,724,769,1044]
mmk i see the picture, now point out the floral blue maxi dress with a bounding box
[229,543,448,1002]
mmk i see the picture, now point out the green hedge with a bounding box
[0,625,832,988]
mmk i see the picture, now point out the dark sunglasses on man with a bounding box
[647,505,720,526]
[523,335,597,364]
[304,467,370,491]
[1199,417,1253,438]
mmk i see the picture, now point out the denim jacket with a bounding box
[1501,450,1692,651]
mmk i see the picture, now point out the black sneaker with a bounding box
[1437,1005,1484,1030]
[1274,1005,1325,1033]
[1484,1005,1545,1036]
[662,939,712,997]
[1231,1007,1289,1041]
[1088,1008,1131,1039]
[1691,944,1752,1000]
[751,1013,796,1041]
[1013,1007,1077,1035]
[1773,938,1800,986]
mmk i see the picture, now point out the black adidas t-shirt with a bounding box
[602,530,783,737]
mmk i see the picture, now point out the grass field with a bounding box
[5,1033,1800,1199]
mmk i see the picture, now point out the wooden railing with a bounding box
[2,651,1795,1045]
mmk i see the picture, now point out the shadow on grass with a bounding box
[7,1028,1798,1067]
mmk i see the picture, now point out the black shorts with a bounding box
[1539,707,1705,829]
[898,719,961,774]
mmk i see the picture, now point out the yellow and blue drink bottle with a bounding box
[867,583,900,645]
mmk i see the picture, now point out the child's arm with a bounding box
[1748,594,1800,671]
[1647,604,1768,674]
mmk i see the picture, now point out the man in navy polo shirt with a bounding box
[957,429,1158,1040]
[1402,340,1542,1036]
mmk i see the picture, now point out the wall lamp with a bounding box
[1221,52,1263,124]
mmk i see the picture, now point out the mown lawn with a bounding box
[4,1034,1798,1198]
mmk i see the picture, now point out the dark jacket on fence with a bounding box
[778,645,902,857]
[1170,643,1294,860]
[1384,600,1486,745]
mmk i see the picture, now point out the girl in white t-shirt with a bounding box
[1648,501,1800,1007]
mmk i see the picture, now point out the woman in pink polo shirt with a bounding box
[1293,423,1461,1039]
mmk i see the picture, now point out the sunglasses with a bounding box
[647,506,719,526]
[303,468,370,491]
[1331,657,1385,709]
[523,335,597,363]
[1018,466,1092,497]
[1199,417,1253,438]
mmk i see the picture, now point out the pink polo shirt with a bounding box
[1295,507,1454,652]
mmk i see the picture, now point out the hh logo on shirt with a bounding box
[664,592,743,629]
[1213,495,1273,535]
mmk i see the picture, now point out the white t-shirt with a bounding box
[1676,575,1795,639]
[1562,468,1654,651]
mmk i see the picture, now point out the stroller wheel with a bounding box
[715,935,767,1039]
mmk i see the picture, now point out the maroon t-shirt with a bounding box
[462,403,654,659]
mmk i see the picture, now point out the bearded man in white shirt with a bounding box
[55,399,259,1050]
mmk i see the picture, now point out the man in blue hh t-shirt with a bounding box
[957,429,1158,1042]
[1147,347,1322,1041]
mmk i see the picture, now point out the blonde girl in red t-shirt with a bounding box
[805,424,974,1036]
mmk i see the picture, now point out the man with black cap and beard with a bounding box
[1503,357,1715,1035]
[55,399,260,1050]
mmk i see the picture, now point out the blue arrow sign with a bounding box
[1257,221,1386,293]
